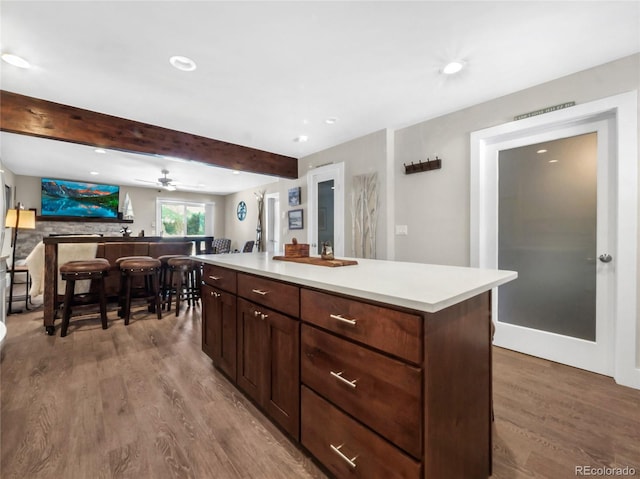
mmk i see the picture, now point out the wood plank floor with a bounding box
[1,304,639,478]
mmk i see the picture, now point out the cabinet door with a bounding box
[202,284,218,359]
[202,285,237,380]
[237,298,267,404]
[264,309,300,440]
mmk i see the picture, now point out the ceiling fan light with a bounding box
[442,61,464,75]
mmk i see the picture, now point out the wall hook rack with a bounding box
[404,156,442,175]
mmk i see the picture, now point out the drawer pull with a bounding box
[208,275,222,281]
[210,291,220,298]
[330,370,357,388]
[330,314,357,326]
[330,444,357,469]
[254,310,260,317]
[251,289,269,296]
[261,313,268,320]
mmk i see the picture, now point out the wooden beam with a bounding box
[0,90,298,179]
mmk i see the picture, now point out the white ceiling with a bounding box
[1,1,638,195]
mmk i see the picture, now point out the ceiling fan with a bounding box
[136,169,179,190]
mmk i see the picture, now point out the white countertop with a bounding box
[194,253,517,313]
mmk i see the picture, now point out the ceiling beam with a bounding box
[0,90,298,179]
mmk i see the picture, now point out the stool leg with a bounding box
[118,270,126,318]
[167,269,175,312]
[161,265,170,310]
[124,273,132,325]
[174,270,184,316]
[152,271,162,320]
[60,279,75,337]
[98,276,108,330]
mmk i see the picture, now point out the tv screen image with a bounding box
[41,178,120,218]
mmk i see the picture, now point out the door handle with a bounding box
[599,253,613,263]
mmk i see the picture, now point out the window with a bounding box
[156,199,214,237]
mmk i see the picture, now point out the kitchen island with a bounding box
[195,252,516,479]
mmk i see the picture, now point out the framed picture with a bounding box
[288,186,301,206]
[288,209,303,230]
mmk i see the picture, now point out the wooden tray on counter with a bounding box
[273,256,358,267]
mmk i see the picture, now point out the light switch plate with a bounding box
[395,225,408,236]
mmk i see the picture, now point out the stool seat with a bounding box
[120,258,161,271]
[60,258,111,337]
[115,255,153,266]
[167,256,195,269]
[60,258,110,275]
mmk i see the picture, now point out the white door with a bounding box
[265,192,280,254]
[481,118,614,375]
[307,163,345,256]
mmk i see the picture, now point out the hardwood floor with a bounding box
[1,304,639,478]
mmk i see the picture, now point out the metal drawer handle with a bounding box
[254,310,260,317]
[330,370,357,388]
[261,313,268,320]
[330,314,357,326]
[210,291,220,298]
[330,444,357,469]
[208,275,221,281]
[251,289,269,296]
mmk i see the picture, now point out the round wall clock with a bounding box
[237,201,247,221]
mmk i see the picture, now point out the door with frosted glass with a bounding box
[316,180,335,255]
[493,120,613,375]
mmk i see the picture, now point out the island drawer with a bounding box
[301,386,421,479]
[237,272,299,317]
[300,288,422,364]
[202,264,237,293]
[301,324,422,458]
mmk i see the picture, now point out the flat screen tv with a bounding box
[41,178,120,218]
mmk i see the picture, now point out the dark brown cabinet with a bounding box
[200,260,493,479]
[237,297,300,439]
[202,284,237,380]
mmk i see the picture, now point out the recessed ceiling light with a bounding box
[325,117,339,125]
[169,55,197,72]
[548,159,559,163]
[1,53,30,69]
[442,61,464,75]
[294,135,308,143]
[90,171,99,175]
[537,149,548,154]
[1,53,31,69]
[94,148,106,154]
[232,171,241,175]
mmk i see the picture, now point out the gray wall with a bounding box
[394,54,639,268]
[8,175,226,258]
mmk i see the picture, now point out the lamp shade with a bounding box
[5,208,36,229]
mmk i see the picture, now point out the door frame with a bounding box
[485,120,612,375]
[307,162,345,257]
[265,192,280,254]
[470,91,638,389]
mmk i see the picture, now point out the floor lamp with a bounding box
[6,203,36,314]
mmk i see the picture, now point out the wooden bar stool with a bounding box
[59,258,111,337]
[118,257,162,324]
[156,254,183,310]
[115,256,153,318]
[167,256,201,316]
